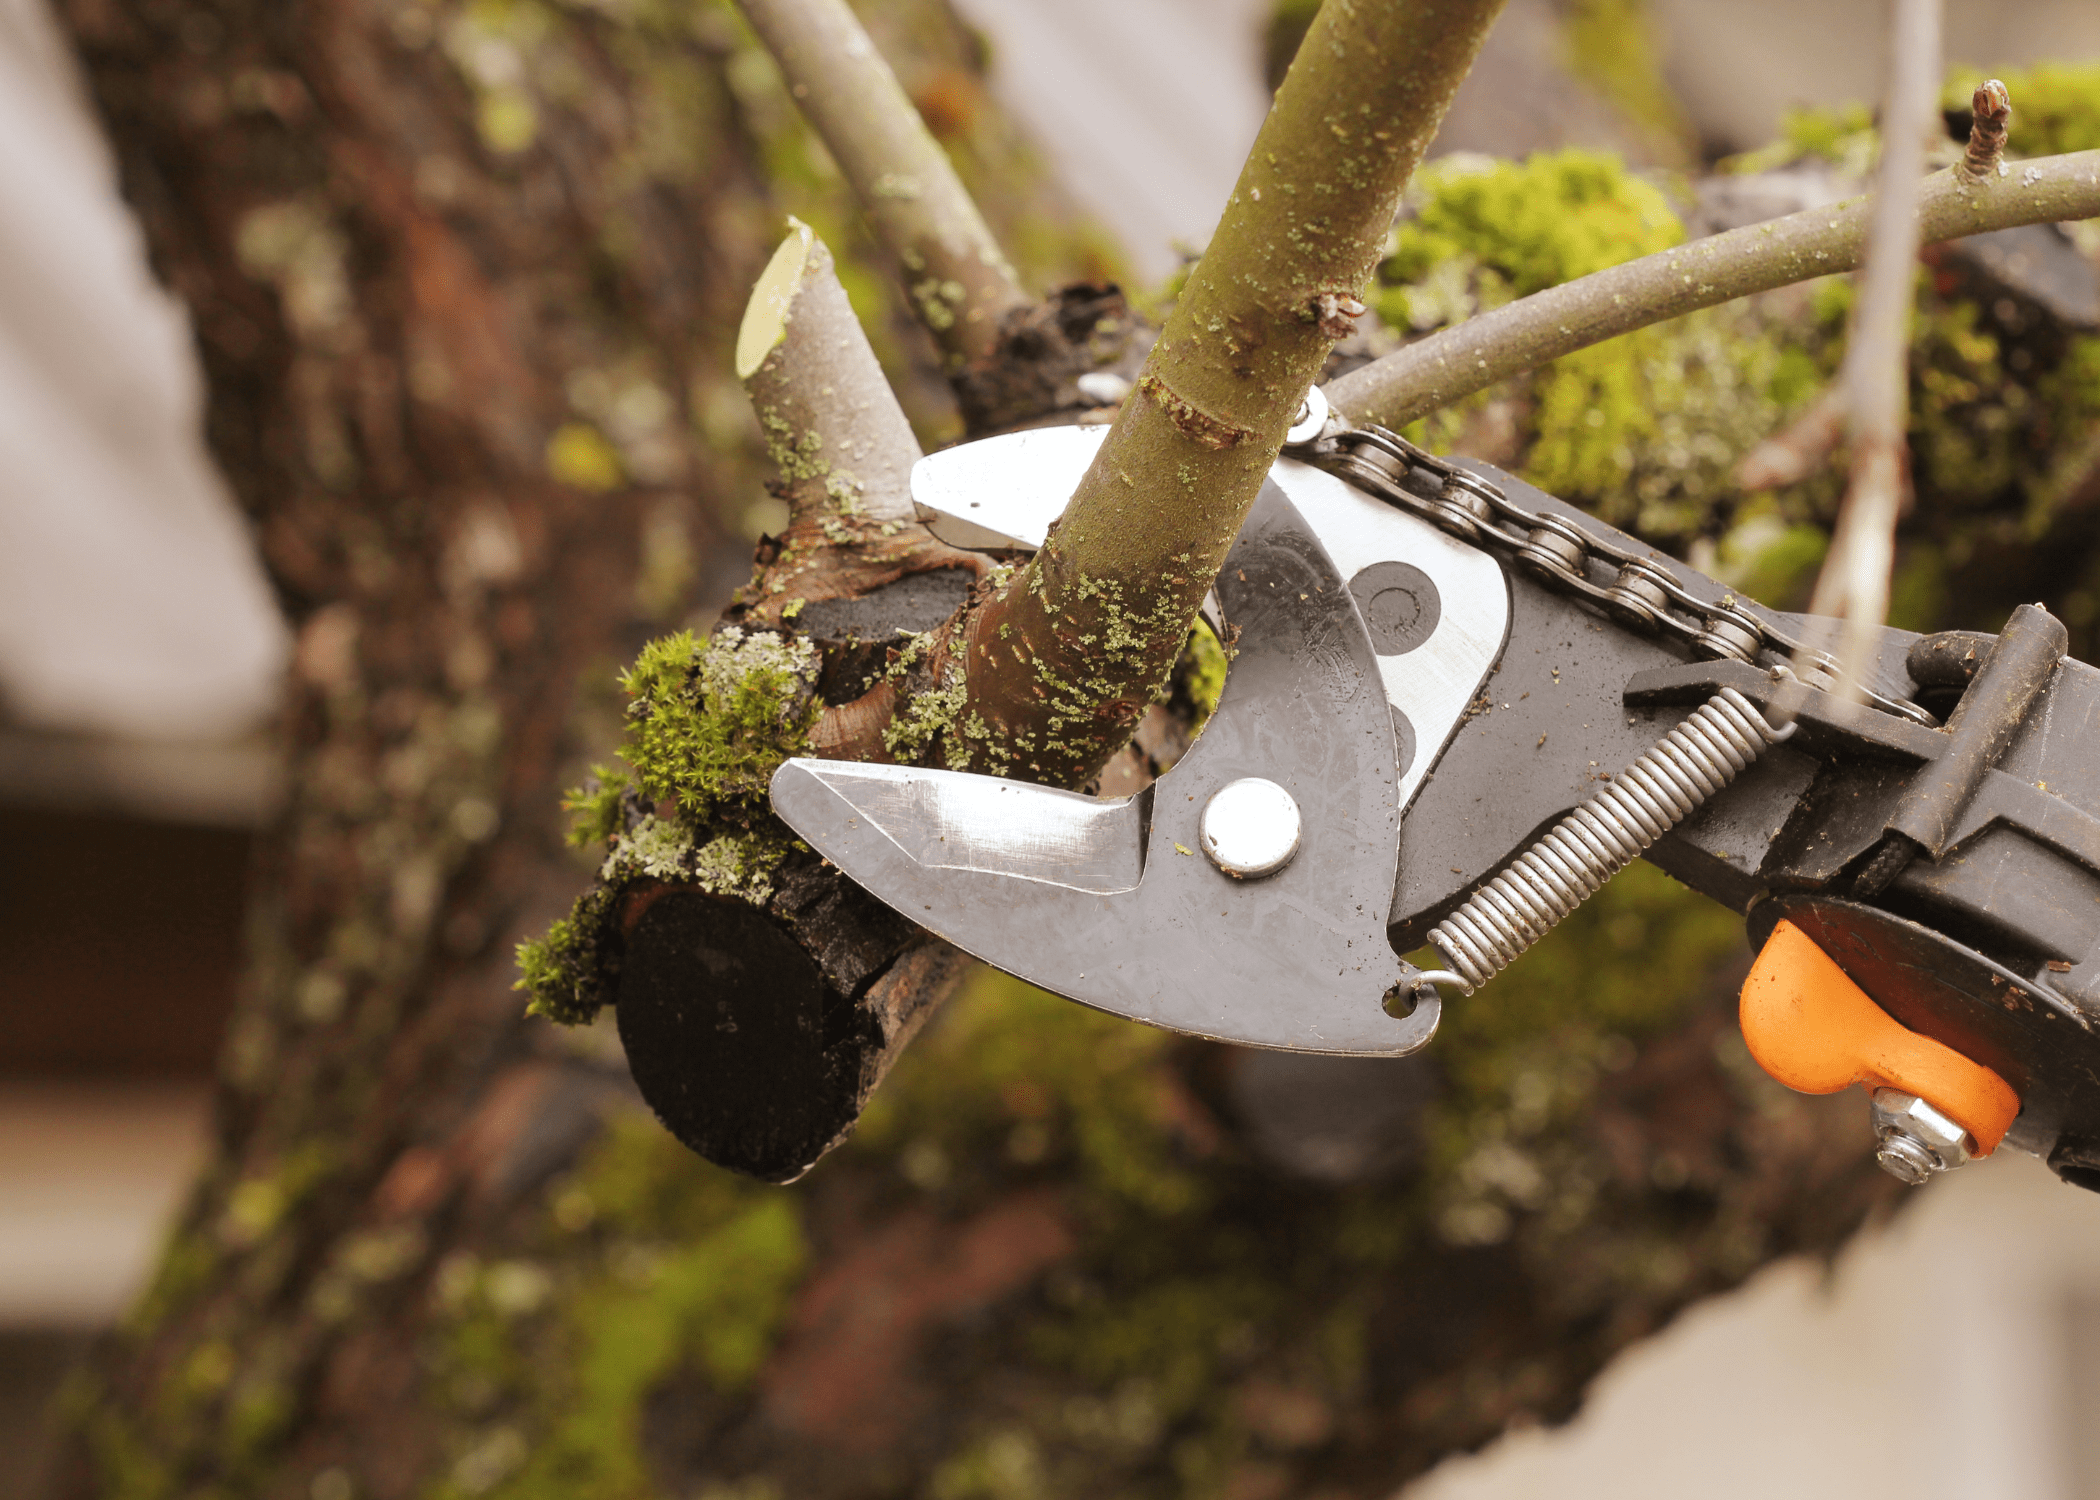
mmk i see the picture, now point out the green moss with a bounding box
[1179,621,1227,732]
[561,766,630,849]
[426,1114,808,1500]
[1381,150,1682,310]
[517,885,618,1026]
[820,861,1752,1496]
[518,625,819,1024]
[619,627,820,818]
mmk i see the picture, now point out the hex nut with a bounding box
[1869,1088,1976,1182]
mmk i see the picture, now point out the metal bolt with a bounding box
[1285,386,1330,446]
[1869,1087,1976,1185]
[1199,778,1302,879]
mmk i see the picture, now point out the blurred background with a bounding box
[5,0,2100,1495]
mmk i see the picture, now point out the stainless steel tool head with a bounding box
[771,426,1510,1055]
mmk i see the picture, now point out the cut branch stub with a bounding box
[732,221,990,629]
[949,0,1510,789]
[607,227,989,1180]
[736,0,1029,364]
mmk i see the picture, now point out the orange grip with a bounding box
[1740,919,2020,1154]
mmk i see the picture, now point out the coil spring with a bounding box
[1426,688,1793,993]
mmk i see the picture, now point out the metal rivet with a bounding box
[1199,778,1302,879]
[1285,386,1330,446]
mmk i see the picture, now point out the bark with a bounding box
[1323,148,2100,429]
[1806,0,1940,691]
[38,0,1035,1487]
[735,0,1029,367]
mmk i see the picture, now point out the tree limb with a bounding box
[1807,0,1941,693]
[735,0,1030,364]
[732,219,990,642]
[611,226,984,1179]
[949,0,1511,788]
[1324,149,2100,430]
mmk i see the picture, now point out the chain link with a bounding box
[1294,423,1938,728]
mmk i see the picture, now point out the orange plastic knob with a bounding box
[1740,919,2020,1154]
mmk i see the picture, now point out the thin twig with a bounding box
[736,0,1030,364]
[1806,0,1941,698]
[1323,149,2100,429]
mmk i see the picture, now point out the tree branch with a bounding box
[949,0,1511,788]
[608,227,986,1179]
[736,0,1030,364]
[1324,149,2100,429]
[1807,0,1940,692]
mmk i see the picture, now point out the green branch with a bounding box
[953,0,1511,787]
[736,0,1030,364]
[1324,149,2100,429]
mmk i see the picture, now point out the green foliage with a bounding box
[427,1114,808,1500]
[1947,60,2100,158]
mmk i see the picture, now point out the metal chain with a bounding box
[1292,421,1939,727]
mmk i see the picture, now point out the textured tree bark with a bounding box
[42,0,1036,1488]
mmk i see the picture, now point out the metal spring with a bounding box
[1425,688,1793,993]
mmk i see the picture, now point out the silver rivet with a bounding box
[1284,385,1329,446]
[1199,778,1301,879]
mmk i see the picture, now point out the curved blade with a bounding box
[909,437,1509,814]
[774,479,1437,1055]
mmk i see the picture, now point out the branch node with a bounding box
[1964,79,2011,181]
[1312,291,1368,339]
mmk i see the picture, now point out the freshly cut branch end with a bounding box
[735,217,815,380]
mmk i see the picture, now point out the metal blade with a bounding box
[912,425,1106,549]
[774,479,1438,1056]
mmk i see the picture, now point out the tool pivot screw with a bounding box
[1199,778,1302,879]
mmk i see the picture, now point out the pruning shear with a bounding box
[768,394,2100,1191]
